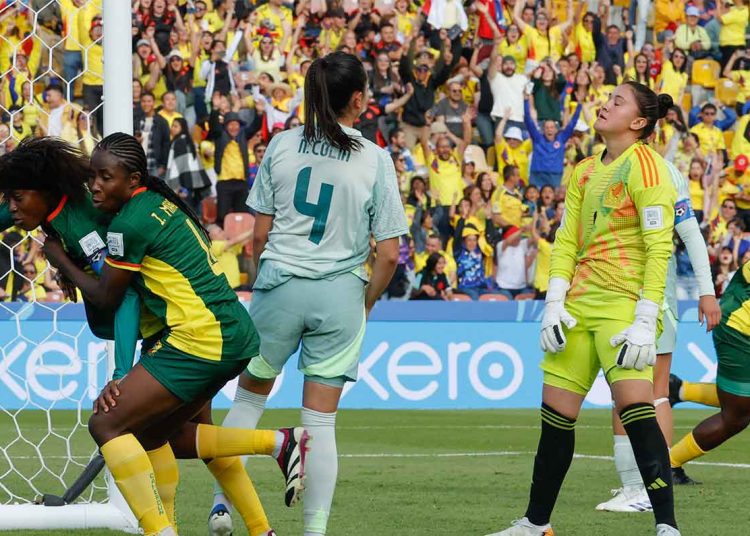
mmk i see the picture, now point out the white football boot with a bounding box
[485,517,554,535]
[595,486,652,512]
[656,523,681,535]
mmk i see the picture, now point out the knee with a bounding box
[88,413,118,447]
[721,412,750,435]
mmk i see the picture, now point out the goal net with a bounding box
[0,0,136,531]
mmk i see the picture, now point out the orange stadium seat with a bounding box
[223,212,255,240]
[514,293,537,300]
[692,59,721,89]
[452,293,473,301]
[201,197,217,225]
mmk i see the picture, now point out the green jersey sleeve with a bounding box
[0,202,13,231]
[628,154,677,305]
[105,218,150,271]
[370,150,409,242]
[112,287,141,381]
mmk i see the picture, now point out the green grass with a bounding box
[1,409,748,535]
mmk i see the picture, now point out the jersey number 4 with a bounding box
[294,166,333,245]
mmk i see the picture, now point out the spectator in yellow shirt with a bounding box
[732,113,750,159]
[729,154,750,215]
[513,1,573,64]
[207,224,253,290]
[723,48,750,114]
[498,24,529,74]
[717,0,749,66]
[690,103,726,156]
[654,0,686,40]
[491,164,526,228]
[494,118,532,186]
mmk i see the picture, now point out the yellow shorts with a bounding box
[541,308,658,396]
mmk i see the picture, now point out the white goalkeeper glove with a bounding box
[540,277,578,353]
[610,299,659,371]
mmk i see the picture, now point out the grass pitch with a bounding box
[1,409,747,535]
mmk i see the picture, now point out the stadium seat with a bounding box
[681,92,692,112]
[463,144,490,172]
[486,145,496,169]
[716,78,739,106]
[514,293,537,300]
[725,129,735,149]
[692,59,721,89]
[452,293,472,301]
[201,197,217,224]
[479,293,509,301]
[223,212,255,240]
[235,291,253,302]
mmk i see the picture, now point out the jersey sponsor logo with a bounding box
[643,206,664,230]
[674,198,696,225]
[107,232,124,256]
[78,231,106,257]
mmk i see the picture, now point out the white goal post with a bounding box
[0,0,136,531]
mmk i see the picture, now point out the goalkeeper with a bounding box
[489,82,679,536]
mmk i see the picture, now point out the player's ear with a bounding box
[128,171,142,190]
[630,116,647,132]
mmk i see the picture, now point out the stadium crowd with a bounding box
[1,0,750,302]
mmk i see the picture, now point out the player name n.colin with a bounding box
[297,138,351,162]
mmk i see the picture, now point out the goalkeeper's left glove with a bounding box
[609,299,659,371]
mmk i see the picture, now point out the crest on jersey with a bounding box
[79,231,106,257]
[107,232,124,256]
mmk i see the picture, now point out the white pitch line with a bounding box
[7,451,750,469]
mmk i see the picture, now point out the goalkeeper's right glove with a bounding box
[540,277,577,353]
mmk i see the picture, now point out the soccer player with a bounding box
[0,137,279,536]
[668,262,750,477]
[487,82,680,536]
[208,51,407,536]
[30,133,307,536]
[595,160,722,512]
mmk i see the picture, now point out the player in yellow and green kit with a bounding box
[670,260,750,473]
[23,134,308,536]
[488,83,680,536]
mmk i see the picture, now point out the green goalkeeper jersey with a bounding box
[550,142,676,316]
[104,188,255,362]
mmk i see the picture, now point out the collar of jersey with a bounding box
[131,187,147,198]
[46,195,68,223]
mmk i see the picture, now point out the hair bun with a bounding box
[656,94,673,119]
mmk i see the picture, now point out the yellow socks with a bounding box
[195,424,277,459]
[147,443,180,529]
[207,457,271,536]
[681,381,720,407]
[101,434,171,535]
[670,432,707,468]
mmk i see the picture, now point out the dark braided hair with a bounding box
[95,132,209,241]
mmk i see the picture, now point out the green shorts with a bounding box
[713,322,750,397]
[140,338,254,402]
[246,272,367,388]
[541,302,659,396]
[655,306,677,356]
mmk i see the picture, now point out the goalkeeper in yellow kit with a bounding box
[488,82,680,536]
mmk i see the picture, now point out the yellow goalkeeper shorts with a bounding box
[541,305,659,396]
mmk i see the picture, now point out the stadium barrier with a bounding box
[0,300,718,411]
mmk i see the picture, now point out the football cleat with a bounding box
[656,523,681,535]
[595,486,652,512]
[672,466,700,485]
[668,374,683,407]
[276,427,310,507]
[207,503,233,536]
[485,517,554,535]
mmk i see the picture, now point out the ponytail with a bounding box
[96,132,209,242]
[303,52,366,153]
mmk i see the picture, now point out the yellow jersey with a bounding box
[690,122,726,155]
[551,143,676,312]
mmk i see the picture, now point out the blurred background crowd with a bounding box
[1,0,750,302]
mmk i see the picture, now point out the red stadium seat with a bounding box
[223,212,255,240]
[452,293,472,301]
[201,197,217,224]
[235,291,253,302]
[515,293,537,301]
[479,293,509,301]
